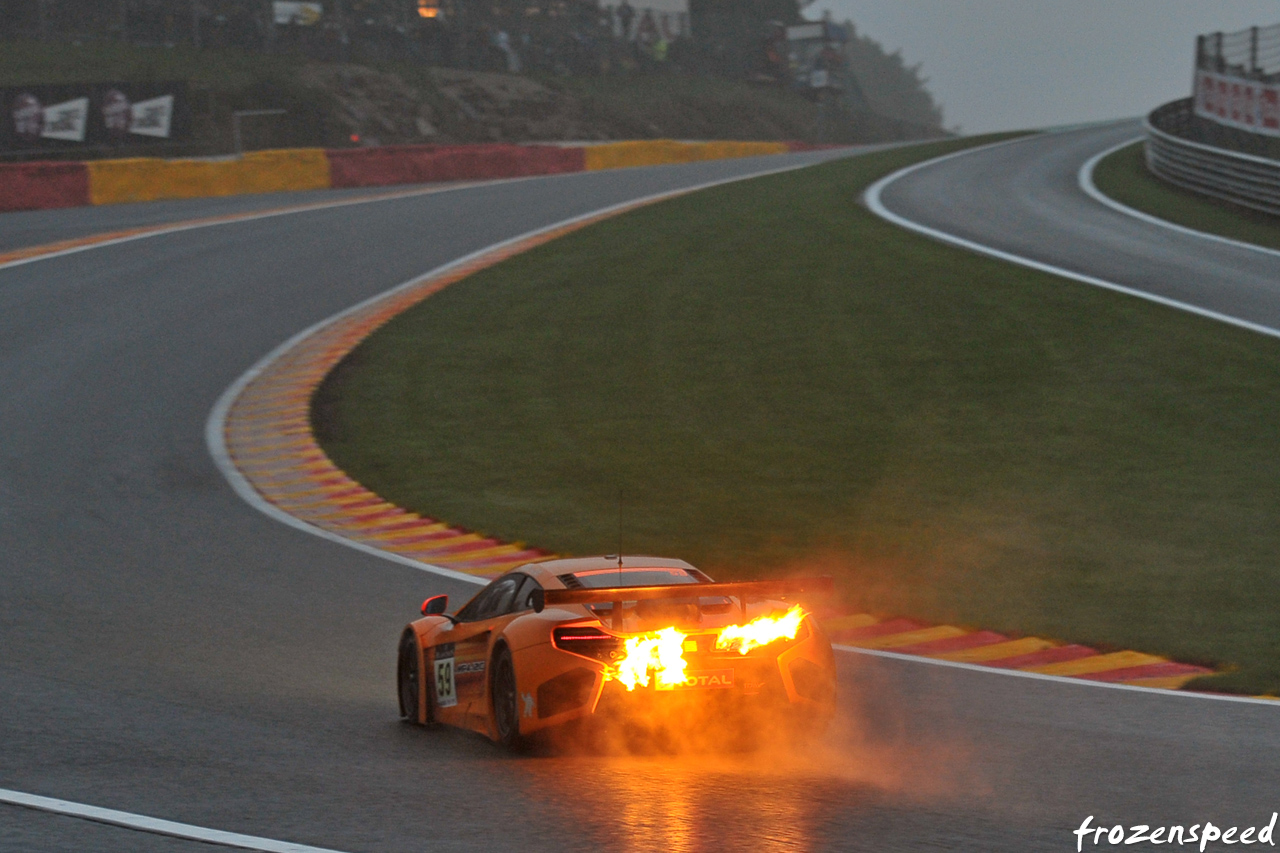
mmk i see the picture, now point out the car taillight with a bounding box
[552,626,623,664]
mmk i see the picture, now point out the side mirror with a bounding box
[530,588,545,614]
[421,594,449,616]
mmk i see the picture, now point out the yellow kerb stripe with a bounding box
[844,625,967,650]
[1022,650,1165,676]
[432,545,527,562]
[359,523,450,541]
[931,636,1053,663]
[1123,674,1206,690]
[384,532,483,551]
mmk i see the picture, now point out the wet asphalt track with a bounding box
[877,121,1280,331]
[1,132,1279,853]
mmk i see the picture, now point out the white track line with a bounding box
[864,134,1280,342]
[206,155,851,589]
[0,788,350,853]
[1078,135,1280,260]
[862,134,1280,706]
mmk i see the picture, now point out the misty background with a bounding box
[812,1,1280,133]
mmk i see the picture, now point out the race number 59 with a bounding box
[434,654,457,708]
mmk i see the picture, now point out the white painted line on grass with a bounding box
[1078,136,1280,260]
[206,154,856,589]
[0,788,351,853]
[863,135,1280,343]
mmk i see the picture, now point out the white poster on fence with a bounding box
[1194,69,1280,137]
[129,94,174,138]
[273,1,323,25]
[600,0,689,40]
[41,97,88,142]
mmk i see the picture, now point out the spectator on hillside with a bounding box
[762,21,788,83]
[637,9,658,56]
[616,0,635,41]
[653,35,669,63]
[816,40,843,75]
[493,28,521,73]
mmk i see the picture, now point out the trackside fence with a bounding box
[1145,97,1280,216]
[1197,23,1280,82]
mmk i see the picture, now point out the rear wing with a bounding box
[540,577,833,628]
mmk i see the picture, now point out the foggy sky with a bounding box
[810,1,1280,133]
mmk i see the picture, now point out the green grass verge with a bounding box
[1092,141,1280,251]
[314,133,1280,694]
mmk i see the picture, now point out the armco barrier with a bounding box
[1146,98,1280,216]
[86,148,330,205]
[584,139,789,171]
[0,162,90,212]
[327,143,584,189]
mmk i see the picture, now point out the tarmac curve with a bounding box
[1,132,1278,853]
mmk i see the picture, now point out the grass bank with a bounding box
[1091,141,1280,251]
[315,134,1280,694]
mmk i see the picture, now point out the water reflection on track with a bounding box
[524,756,829,853]
[504,680,982,853]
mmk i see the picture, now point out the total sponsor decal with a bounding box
[656,669,734,691]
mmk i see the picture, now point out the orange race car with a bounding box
[396,555,836,749]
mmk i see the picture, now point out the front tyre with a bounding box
[398,632,422,723]
[491,646,524,750]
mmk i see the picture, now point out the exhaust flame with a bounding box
[715,605,806,655]
[604,627,689,691]
[601,607,807,691]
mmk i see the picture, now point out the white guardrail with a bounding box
[1145,97,1280,216]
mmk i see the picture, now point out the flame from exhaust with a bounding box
[715,604,806,655]
[603,627,689,691]
[601,606,808,691]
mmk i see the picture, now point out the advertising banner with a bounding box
[273,1,323,25]
[1193,69,1280,137]
[600,0,689,41]
[2,82,187,151]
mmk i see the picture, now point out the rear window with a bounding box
[568,568,699,589]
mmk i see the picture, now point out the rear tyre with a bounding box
[491,646,524,750]
[398,633,421,723]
